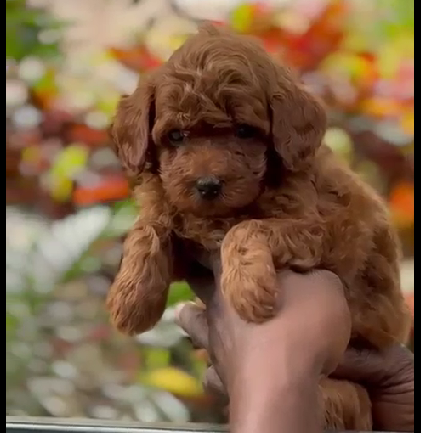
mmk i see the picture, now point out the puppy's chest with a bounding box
[172,214,247,250]
[171,186,316,249]
[172,205,277,250]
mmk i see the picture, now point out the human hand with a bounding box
[181,256,414,432]
[332,344,414,432]
[179,257,352,433]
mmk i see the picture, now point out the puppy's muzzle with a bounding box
[195,176,222,200]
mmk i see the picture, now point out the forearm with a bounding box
[228,320,328,433]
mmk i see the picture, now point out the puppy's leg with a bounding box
[320,377,372,431]
[350,259,412,349]
[348,225,412,349]
[221,227,277,322]
[221,219,323,322]
[106,218,173,335]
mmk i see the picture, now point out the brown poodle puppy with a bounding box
[107,24,411,429]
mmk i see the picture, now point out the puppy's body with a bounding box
[168,145,408,348]
[107,24,410,430]
[116,139,409,350]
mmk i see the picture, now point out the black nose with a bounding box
[195,177,222,199]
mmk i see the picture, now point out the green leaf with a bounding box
[6,0,61,60]
[143,347,171,370]
[230,3,255,33]
[167,281,193,307]
[6,313,18,340]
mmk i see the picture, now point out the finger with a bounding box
[203,366,228,400]
[334,344,414,386]
[332,348,382,383]
[175,302,209,349]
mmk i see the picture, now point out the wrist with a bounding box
[228,352,323,433]
[230,369,322,433]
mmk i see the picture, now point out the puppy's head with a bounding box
[111,24,326,217]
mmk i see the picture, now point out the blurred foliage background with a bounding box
[6,0,414,424]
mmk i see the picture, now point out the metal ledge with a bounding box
[6,419,222,433]
[6,417,404,433]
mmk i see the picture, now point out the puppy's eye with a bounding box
[168,129,186,145]
[235,124,257,140]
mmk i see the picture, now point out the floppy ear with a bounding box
[270,67,327,171]
[110,78,156,179]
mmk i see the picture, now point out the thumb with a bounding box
[203,366,227,399]
[175,302,209,350]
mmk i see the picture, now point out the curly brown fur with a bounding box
[320,378,373,430]
[106,23,411,429]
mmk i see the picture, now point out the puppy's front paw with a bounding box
[106,257,171,335]
[221,262,278,323]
